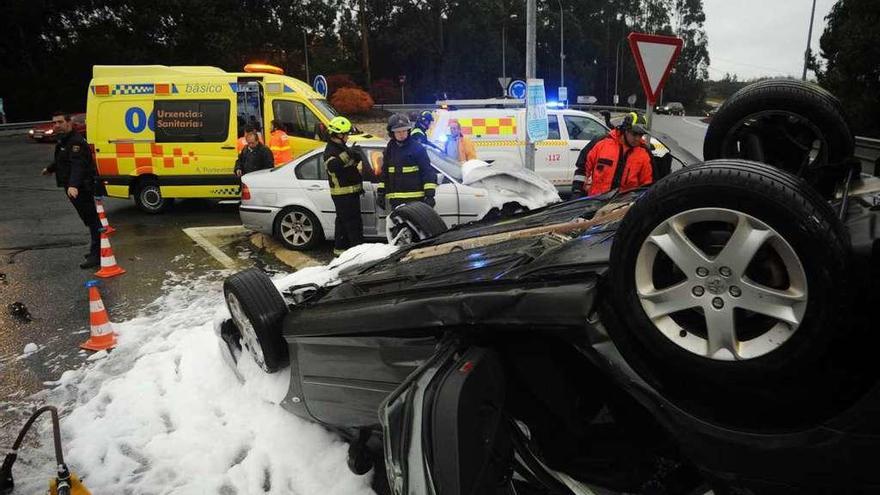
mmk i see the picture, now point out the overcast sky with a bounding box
[703,0,838,81]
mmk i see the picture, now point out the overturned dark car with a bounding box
[216,79,880,494]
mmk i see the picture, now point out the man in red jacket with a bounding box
[572,112,653,197]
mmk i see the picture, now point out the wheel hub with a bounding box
[635,208,808,361]
[706,276,726,295]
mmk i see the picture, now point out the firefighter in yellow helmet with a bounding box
[322,116,364,255]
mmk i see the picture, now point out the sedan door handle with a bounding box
[307,185,324,191]
[221,146,236,150]
[570,148,581,152]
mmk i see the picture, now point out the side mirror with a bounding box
[316,123,329,142]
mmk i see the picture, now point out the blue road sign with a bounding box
[508,80,527,99]
[313,75,328,97]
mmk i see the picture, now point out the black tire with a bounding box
[386,201,447,246]
[273,206,324,251]
[703,79,854,198]
[223,267,289,373]
[604,159,854,429]
[134,179,172,214]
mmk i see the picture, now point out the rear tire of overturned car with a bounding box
[223,268,289,373]
[386,201,448,246]
[703,79,854,199]
[604,159,854,429]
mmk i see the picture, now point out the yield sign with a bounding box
[627,32,683,105]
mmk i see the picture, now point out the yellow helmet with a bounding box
[327,116,352,134]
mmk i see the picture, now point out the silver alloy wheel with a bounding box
[635,208,808,361]
[225,292,267,369]
[280,211,314,247]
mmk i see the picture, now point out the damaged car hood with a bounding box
[460,159,561,211]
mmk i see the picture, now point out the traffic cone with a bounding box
[94,230,126,278]
[80,280,117,351]
[95,197,116,235]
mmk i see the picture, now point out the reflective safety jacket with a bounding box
[573,129,653,196]
[379,137,436,202]
[269,129,292,165]
[323,139,363,196]
[410,125,428,145]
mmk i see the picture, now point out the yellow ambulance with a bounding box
[87,64,372,213]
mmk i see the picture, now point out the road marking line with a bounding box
[182,226,243,270]
[681,117,709,128]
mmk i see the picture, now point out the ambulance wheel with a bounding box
[274,206,324,251]
[223,268,289,373]
[134,180,172,214]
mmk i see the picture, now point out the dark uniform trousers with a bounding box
[70,189,101,258]
[332,193,363,251]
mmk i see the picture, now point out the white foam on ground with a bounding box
[8,244,398,495]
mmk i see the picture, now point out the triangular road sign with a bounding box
[627,32,683,105]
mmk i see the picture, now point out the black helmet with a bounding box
[620,112,648,134]
[418,110,434,125]
[387,113,413,133]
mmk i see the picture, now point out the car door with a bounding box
[269,98,325,159]
[295,152,337,235]
[381,340,510,495]
[562,113,609,170]
[534,114,570,188]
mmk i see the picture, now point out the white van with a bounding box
[427,100,610,188]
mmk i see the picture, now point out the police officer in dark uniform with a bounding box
[234,126,274,177]
[377,114,437,210]
[322,116,364,256]
[41,111,101,269]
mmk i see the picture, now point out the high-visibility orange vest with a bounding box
[269,130,292,165]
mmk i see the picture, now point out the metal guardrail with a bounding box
[0,120,51,130]
[854,136,880,176]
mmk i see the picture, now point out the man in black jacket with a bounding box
[41,111,101,269]
[322,116,364,255]
[378,114,436,210]
[234,126,274,177]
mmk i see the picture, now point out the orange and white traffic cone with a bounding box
[94,230,126,278]
[95,197,116,235]
[80,280,117,351]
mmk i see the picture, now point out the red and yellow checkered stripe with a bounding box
[95,143,201,176]
[451,117,517,137]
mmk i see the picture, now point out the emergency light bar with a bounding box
[244,63,284,75]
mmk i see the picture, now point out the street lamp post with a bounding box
[802,0,817,81]
[502,13,517,96]
[525,0,536,171]
[614,38,623,107]
[304,31,310,84]
[557,0,564,91]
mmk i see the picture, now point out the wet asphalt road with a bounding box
[0,135,244,425]
[650,114,708,160]
[0,117,707,431]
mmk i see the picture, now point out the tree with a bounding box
[815,0,880,137]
